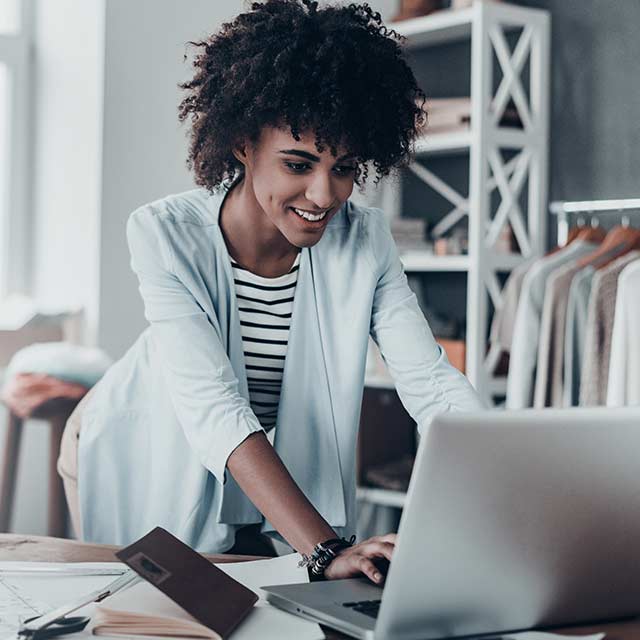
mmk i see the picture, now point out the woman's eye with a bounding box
[334,165,356,176]
[285,162,310,173]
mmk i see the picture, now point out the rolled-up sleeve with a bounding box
[367,209,486,433]
[127,207,264,484]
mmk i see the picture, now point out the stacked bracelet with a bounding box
[298,535,356,578]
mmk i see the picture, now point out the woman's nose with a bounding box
[305,172,335,210]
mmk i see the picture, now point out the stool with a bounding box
[0,394,84,537]
[0,341,112,537]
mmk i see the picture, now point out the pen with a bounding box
[0,565,128,577]
[18,569,140,637]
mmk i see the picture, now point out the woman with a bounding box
[58,0,483,583]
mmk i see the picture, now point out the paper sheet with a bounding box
[216,554,324,639]
[0,574,51,637]
[0,562,127,637]
[215,553,307,604]
[510,634,605,640]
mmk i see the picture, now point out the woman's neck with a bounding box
[219,177,300,278]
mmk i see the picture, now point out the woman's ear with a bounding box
[232,142,248,165]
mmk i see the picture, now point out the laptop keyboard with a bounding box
[342,599,382,619]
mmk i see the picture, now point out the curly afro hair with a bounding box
[178,0,426,190]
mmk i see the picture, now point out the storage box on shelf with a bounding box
[356,1,550,508]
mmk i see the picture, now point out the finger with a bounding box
[374,533,397,544]
[358,556,384,585]
[363,541,395,562]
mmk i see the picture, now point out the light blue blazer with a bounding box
[78,187,483,552]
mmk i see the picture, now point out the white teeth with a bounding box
[292,207,327,222]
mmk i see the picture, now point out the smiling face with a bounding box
[234,126,357,249]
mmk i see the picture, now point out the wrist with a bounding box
[298,535,356,580]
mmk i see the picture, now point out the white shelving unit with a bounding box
[357,1,550,507]
[358,0,550,404]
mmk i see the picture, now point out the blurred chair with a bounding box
[0,308,111,537]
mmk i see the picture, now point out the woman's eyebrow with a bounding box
[278,149,355,162]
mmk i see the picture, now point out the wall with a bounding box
[31,0,105,343]
[96,0,244,358]
[518,0,640,206]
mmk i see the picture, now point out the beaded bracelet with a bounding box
[298,535,356,579]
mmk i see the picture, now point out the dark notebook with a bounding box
[107,526,259,639]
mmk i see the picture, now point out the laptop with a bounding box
[263,407,640,640]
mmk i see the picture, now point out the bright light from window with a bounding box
[0,63,8,289]
[0,0,20,35]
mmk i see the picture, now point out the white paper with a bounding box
[510,633,605,640]
[0,565,128,637]
[215,553,308,605]
[217,554,325,640]
[0,575,51,637]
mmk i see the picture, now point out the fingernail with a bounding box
[374,572,381,581]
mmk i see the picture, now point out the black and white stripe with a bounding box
[232,253,301,432]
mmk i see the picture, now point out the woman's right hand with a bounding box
[323,533,396,584]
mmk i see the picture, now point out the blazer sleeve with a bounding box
[127,206,264,484]
[367,209,486,432]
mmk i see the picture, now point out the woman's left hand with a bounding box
[323,533,397,584]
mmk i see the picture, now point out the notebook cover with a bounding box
[116,526,259,639]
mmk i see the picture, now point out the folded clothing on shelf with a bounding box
[392,218,434,256]
[364,454,416,493]
[418,97,522,134]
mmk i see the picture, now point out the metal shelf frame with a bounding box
[355,1,550,406]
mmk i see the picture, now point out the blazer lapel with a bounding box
[214,225,262,525]
[265,246,347,531]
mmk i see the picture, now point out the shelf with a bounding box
[400,253,470,272]
[413,128,529,157]
[400,251,530,273]
[390,3,548,50]
[366,374,507,396]
[382,1,550,407]
[357,486,407,508]
[414,130,471,156]
[389,7,475,49]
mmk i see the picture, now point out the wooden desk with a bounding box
[2,534,639,640]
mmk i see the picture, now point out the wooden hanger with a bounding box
[574,221,607,244]
[565,225,585,245]
[546,217,604,256]
[595,218,640,270]
[576,221,640,269]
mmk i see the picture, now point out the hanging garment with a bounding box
[489,258,534,356]
[506,241,598,409]
[562,267,595,407]
[533,244,598,408]
[580,252,640,406]
[607,260,640,407]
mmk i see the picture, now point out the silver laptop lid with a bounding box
[376,407,640,640]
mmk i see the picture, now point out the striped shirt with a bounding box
[231,252,301,433]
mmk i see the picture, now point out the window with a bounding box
[0,0,31,299]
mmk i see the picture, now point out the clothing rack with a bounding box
[550,198,640,247]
